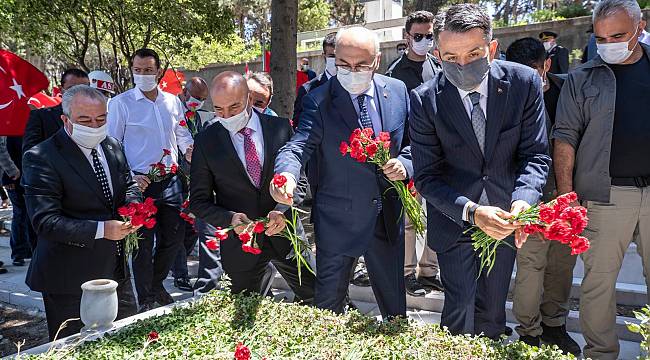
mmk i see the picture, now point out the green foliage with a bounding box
[23,291,576,359]
[638,0,650,8]
[298,0,331,32]
[173,35,261,71]
[569,48,584,65]
[530,9,566,23]
[627,305,650,359]
[556,4,591,19]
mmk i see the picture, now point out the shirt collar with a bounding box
[457,74,489,100]
[351,80,375,101]
[231,110,261,136]
[133,87,161,102]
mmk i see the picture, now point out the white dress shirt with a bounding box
[66,131,113,239]
[107,87,193,173]
[228,111,265,185]
[350,81,382,134]
[457,75,489,221]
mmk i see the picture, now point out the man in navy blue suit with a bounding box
[271,26,412,318]
[410,4,550,339]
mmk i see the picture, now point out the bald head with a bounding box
[334,27,381,73]
[184,77,208,101]
[210,71,251,118]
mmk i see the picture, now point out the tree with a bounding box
[330,0,365,25]
[270,0,298,118]
[298,0,331,32]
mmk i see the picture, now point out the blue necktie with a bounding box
[357,94,373,131]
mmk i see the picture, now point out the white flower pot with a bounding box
[80,279,118,335]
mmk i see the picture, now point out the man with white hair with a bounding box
[270,27,412,318]
[22,85,142,340]
[553,0,650,358]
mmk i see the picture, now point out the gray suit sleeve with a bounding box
[0,137,19,178]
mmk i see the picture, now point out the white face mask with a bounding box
[252,106,266,114]
[325,57,337,76]
[69,123,107,149]
[597,29,639,64]
[217,101,250,133]
[133,74,158,92]
[411,38,434,56]
[185,95,204,111]
[337,68,374,95]
[543,41,554,52]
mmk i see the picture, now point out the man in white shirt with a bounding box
[108,48,193,312]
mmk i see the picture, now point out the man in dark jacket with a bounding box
[539,31,570,74]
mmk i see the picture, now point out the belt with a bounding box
[611,176,650,188]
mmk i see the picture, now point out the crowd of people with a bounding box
[0,0,648,359]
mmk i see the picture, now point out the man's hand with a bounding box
[10,170,20,180]
[105,220,136,241]
[134,175,151,192]
[510,200,531,248]
[382,158,407,181]
[265,211,287,236]
[474,206,518,241]
[269,173,296,206]
[185,144,194,163]
[231,212,251,235]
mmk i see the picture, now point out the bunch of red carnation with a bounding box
[118,197,158,255]
[147,149,179,182]
[210,219,266,255]
[339,128,426,236]
[522,192,590,255]
[180,200,195,226]
[181,110,198,136]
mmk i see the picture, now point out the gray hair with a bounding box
[336,26,380,54]
[433,4,493,43]
[593,0,642,24]
[245,72,274,95]
[61,85,106,117]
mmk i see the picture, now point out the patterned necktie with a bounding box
[239,127,262,188]
[91,149,113,208]
[468,92,490,205]
[356,94,373,131]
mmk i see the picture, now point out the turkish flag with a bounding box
[159,69,184,96]
[28,91,61,109]
[0,50,49,136]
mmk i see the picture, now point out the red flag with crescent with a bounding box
[0,49,49,136]
[159,69,184,96]
[28,92,62,109]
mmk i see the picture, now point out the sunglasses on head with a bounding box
[410,32,434,42]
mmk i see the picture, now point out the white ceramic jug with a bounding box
[80,279,118,335]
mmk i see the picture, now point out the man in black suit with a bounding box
[189,72,315,299]
[22,69,89,153]
[539,31,570,74]
[410,5,550,339]
[22,85,141,340]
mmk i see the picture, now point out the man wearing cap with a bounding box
[540,31,570,74]
[88,70,116,99]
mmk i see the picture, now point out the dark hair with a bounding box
[506,37,547,69]
[130,48,161,69]
[406,10,435,33]
[322,32,337,51]
[433,4,492,43]
[396,43,407,49]
[60,68,88,87]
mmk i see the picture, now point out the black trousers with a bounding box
[132,176,184,306]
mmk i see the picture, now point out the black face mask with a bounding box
[441,56,490,91]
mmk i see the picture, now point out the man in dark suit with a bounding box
[22,68,89,153]
[539,31,570,74]
[189,71,315,299]
[22,85,141,341]
[410,5,550,339]
[271,27,413,318]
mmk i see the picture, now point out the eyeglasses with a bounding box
[410,32,434,42]
[336,62,376,73]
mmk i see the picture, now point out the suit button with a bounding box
[372,199,378,204]
[482,176,489,181]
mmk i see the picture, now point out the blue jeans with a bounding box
[7,187,34,261]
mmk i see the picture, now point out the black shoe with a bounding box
[405,273,426,297]
[0,267,7,274]
[519,335,541,347]
[174,277,193,292]
[12,259,25,266]
[418,275,444,292]
[504,325,513,336]
[540,323,581,356]
[155,289,175,306]
[138,302,157,313]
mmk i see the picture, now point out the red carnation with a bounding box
[545,221,572,243]
[253,222,265,234]
[273,174,287,188]
[239,232,252,243]
[242,244,262,255]
[366,142,378,158]
[558,191,578,204]
[350,138,362,151]
[538,204,556,224]
[170,164,178,174]
[378,131,390,142]
[523,224,546,234]
[185,110,195,119]
[383,141,390,150]
[356,153,367,163]
[349,128,362,143]
[339,141,349,156]
[182,200,190,209]
[570,235,590,255]
[118,205,136,217]
[163,149,171,156]
[234,342,251,360]
[206,238,219,251]
[215,227,229,240]
[147,331,159,342]
[362,127,374,138]
[144,217,156,229]
[179,119,187,127]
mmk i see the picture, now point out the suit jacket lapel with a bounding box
[331,77,362,132]
[54,130,111,209]
[485,63,510,162]
[373,76,390,132]
[438,76,484,161]
[101,140,121,211]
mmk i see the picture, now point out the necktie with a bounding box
[356,94,373,131]
[468,92,490,206]
[239,127,262,188]
[91,149,121,255]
